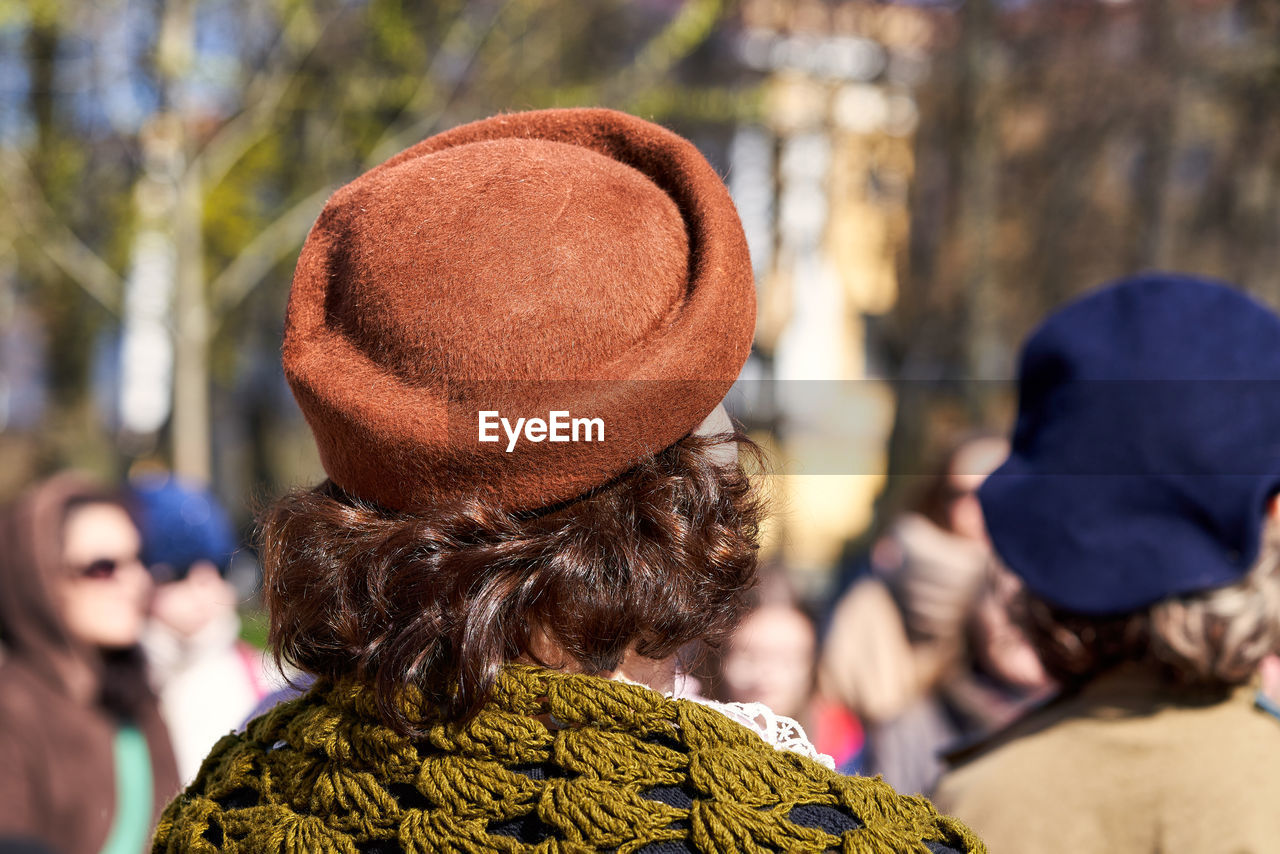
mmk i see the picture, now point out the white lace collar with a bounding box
[610,672,836,770]
[687,696,836,770]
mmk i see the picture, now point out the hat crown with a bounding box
[327,138,690,383]
[981,273,1280,614]
[1021,274,1280,384]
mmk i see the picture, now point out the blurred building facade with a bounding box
[729,0,944,582]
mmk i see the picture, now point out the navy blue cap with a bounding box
[979,273,1280,615]
[130,475,237,580]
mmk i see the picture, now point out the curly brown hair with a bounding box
[260,433,765,733]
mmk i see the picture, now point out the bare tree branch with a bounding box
[206,0,522,330]
[210,184,332,325]
[0,149,123,315]
[201,0,731,326]
[635,0,726,78]
[607,0,729,101]
[193,1,345,191]
[363,0,517,167]
[365,0,727,165]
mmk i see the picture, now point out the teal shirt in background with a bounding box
[98,725,153,854]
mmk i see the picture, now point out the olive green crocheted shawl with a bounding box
[153,666,983,853]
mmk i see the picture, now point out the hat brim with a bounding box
[978,453,1262,615]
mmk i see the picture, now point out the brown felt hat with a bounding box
[283,108,756,513]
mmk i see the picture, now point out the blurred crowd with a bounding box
[693,432,1055,797]
[7,395,1280,853]
[5,381,1280,853]
[0,427,1029,846]
[0,433,1055,852]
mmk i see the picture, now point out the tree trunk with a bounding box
[958,0,1002,417]
[172,169,210,482]
[1129,0,1179,271]
[121,0,211,480]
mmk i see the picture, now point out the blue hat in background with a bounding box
[979,273,1280,615]
[130,475,237,580]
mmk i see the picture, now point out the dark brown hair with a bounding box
[261,433,765,733]
[1018,596,1148,689]
[1017,519,1280,689]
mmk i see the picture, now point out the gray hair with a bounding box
[1148,520,1280,685]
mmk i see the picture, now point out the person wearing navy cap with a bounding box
[933,273,1280,853]
[132,475,284,782]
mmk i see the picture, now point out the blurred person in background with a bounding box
[703,572,866,773]
[821,433,1049,796]
[153,108,983,853]
[0,473,179,854]
[954,564,1053,730]
[131,474,280,783]
[934,274,1280,853]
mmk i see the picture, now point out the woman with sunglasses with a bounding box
[0,473,180,854]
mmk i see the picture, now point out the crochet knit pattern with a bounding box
[152,665,984,853]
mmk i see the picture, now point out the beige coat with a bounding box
[934,664,1280,854]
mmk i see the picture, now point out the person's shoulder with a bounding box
[1194,686,1280,770]
[942,683,1080,770]
[931,686,1090,817]
[152,705,284,846]
[825,773,986,853]
[666,753,985,853]
[668,699,986,851]
[0,661,56,730]
[922,844,973,854]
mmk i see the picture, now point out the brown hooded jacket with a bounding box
[0,474,179,854]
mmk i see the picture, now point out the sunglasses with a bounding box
[71,556,140,580]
